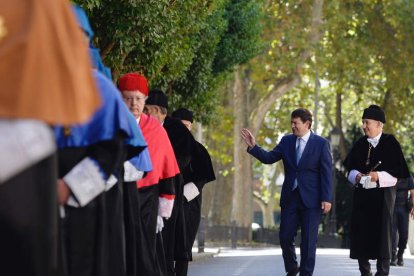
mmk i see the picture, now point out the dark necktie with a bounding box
[293,138,302,190]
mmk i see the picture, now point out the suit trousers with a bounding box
[279,190,321,276]
[358,258,390,276]
[391,205,410,257]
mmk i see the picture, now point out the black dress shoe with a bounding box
[397,255,404,266]
[390,257,397,266]
[286,267,300,276]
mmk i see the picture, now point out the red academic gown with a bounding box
[136,113,179,276]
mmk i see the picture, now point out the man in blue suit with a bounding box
[241,108,332,276]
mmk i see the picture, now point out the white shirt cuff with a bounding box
[348,170,360,185]
[377,171,397,188]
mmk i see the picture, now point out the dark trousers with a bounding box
[391,205,409,257]
[358,258,390,276]
[279,190,321,276]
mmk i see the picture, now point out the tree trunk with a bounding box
[206,161,233,225]
[335,90,347,161]
[231,67,252,228]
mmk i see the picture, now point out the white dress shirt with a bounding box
[296,130,311,159]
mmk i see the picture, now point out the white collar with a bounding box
[367,132,382,147]
[298,130,311,143]
[136,116,141,124]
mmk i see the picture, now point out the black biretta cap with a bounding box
[362,104,386,123]
[172,108,193,123]
[146,89,168,109]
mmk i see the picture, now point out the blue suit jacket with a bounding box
[248,132,332,209]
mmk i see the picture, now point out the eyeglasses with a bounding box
[123,96,147,102]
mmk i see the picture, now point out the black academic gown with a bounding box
[344,133,410,260]
[122,150,151,276]
[0,120,58,276]
[136,114,178,276]
[179,142,216,261]
[123,175,142,276]
[0,154,58,276]
[105,143,144,276]
[58,133,126,276]
[162,117,195,274]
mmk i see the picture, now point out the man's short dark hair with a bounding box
[291,108,312,129]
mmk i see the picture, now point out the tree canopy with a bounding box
[74,0,264,123]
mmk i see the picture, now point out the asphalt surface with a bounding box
[189,247,414,276]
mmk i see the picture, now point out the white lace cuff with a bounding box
[183,182,200,202]
[63,157,106,207]
[124,161,144,182]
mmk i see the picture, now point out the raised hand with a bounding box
[241,128,256,148]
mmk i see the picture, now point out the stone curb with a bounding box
[191,248,221,262]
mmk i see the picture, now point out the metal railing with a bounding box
[196,217,343,249]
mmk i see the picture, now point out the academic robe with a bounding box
[123,125,152,276]
[136,113,179,276]
[55,70,147,276]
[162,117,196,274]
[181,142,216,260]
[104,117,151,276]
[0,120,57,276]
[174,141,216,276]
[0,0,101,125]
[344,133,410,260]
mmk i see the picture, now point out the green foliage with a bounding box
[204,91,234,175]
[320,0,414,164]
[169,2,229,123]
[171,0,264,123]
[263,1,314,78]
[213,0,265,74]
[75,0,211,84]
[74,0,264,123]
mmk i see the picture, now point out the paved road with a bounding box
[189,247,414,276]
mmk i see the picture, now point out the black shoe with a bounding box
[286,267,300,276]
[390,256,397,266]
[397,255,404,266]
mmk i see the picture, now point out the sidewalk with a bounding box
[189,247,414,276]
[191,247,221,261]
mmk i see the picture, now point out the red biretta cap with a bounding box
[118,73,148,96]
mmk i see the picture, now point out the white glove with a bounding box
[156,215,164,233]
[183,182,200,202]
[360,175,376,189]
[158,197,174,219]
